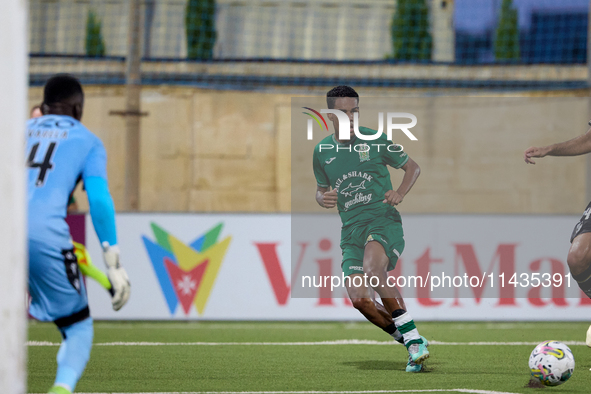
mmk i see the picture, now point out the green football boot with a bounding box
[406,335,429,372]
[48,385,71,394]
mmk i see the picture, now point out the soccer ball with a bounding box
[529,340,575,386]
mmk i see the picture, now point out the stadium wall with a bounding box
[29,85,590,214]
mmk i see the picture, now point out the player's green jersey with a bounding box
[313,127,409,227]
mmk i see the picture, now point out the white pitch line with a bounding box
[26,339,588,347]
[91,323,337,330]
[31,390,521,394]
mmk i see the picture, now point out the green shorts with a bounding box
[340,210,405,277]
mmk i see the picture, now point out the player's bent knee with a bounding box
[567,247,591,275]
[362,265,386,283]
[351,297,373,312]
[568,233,591,274]
[362,258,389,281]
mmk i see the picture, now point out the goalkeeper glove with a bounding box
[102,242,131,311]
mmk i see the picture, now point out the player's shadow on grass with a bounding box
[341,360,406,371]
[342,360,434,373]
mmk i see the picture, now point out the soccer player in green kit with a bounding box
[313,86,429,372]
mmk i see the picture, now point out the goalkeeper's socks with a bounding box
[55,317,94,392]
[392,309,422,349]
[382,322,404,344]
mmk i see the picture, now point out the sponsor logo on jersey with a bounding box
[340,180,367,197]
[325,157,336,164]
[334,172,375,211]
[142,222,231,316]
[334,171,373,190]
[343,192,373,210]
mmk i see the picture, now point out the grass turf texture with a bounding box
[28,321,591,393]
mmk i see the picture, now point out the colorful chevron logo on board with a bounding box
[142,222,231,316]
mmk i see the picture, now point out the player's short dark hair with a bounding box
[326,86,359,109]
[43,74,84,105]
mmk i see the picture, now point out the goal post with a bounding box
[0,0,28,392]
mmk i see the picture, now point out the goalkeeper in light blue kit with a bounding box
[27,74,131,394]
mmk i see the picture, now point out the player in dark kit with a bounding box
[525,122,591,346]
[313,86,429,372]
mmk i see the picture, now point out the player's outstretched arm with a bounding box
[316,185,338,209]
[85,176,131,311]
[524,126,591,164]
[383,157,420,206]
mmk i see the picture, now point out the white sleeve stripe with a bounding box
[394,155,409,169]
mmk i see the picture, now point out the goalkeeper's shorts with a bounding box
[28,238,89,325]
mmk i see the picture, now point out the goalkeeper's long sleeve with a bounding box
[84,176,117,247]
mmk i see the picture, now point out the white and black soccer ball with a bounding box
[529,340,575,386]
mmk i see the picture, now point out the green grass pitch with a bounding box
[28,321,591,393]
